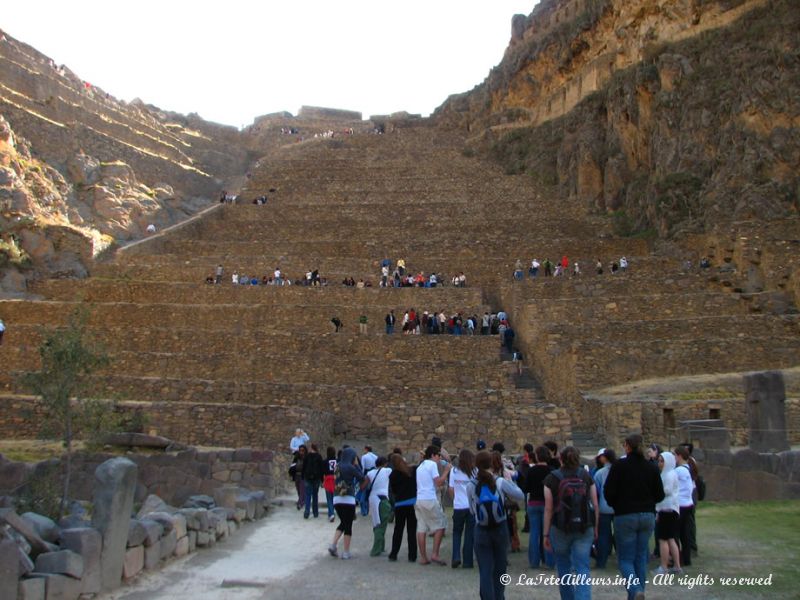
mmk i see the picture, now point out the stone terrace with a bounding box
[2,122,798,453]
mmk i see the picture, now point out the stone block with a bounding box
[122,546,144,580]
[233,448,253,462]
[212,487,237,510]
[59,528,101,595]
[228,521,237,536]
[195,531,210,547]
[0,538,20,600]
[18,545,35,575]
[91,457,138,591]
[678,419,730,452]
[183,495,215,510]
[734,470,783,501]
[745,371,790,452]
[187,531,197,553]
[235,496,255,521]
[143,544,160,571]
[159,530,177,560]
[733,448,762,471]
[21,513,60,544]
[127,520,148,548]
[34,550,84,579]
[37,573,82,600]
[145,513,174,533]
[703,465,735,501]
[175,536,189,558]
[138,520,164,547]
[18,577,45,600]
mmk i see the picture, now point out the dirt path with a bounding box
[97,493,785,600]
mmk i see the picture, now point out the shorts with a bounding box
[655,510,679,541]
[414,499,447,534]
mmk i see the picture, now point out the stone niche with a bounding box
[745,371,790,453]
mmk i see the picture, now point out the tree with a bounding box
[23,308,109,516]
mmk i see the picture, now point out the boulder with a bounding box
[103,432,174,450]
[212,487,237,509]
[0,509,58,556]
[175,536,189,558]
[159,530,177,560]
[59,528,101,594]
[143,543,160,570]
[91,457,137,591]
[33,550,84,579]
[21,513,61,544]
[183,495,215,510]
[136,494,170,518]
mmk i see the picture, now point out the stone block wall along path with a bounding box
[0,123,799,453]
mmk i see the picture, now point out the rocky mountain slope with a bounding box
[434,0,799,238]
[0,30,252,294]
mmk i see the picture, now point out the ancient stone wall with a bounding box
[298,106,363,121]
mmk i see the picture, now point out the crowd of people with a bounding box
[287,431,702,600]
[513,256,630,280]
[205,264,330,287]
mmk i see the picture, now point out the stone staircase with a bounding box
[1,121,798,454]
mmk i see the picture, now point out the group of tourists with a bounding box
[378,259,467,289]
[288,429,702,600]
[384,309,512,338]
[205,264,329,287]
[514,256,630,280]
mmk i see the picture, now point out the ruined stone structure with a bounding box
[0,0,799,463]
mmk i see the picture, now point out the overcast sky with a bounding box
[3,1,538,127]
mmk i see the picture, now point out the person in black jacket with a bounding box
[302,443,325,519]
[604,434,665,600]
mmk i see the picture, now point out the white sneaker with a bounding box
[329,515,335,522]
[328,544,338,557]
[341,552,352,560]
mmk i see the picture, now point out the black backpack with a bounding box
[553,469,590,533]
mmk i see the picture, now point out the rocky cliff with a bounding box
[0,30,252,294]
[434,0,799,237]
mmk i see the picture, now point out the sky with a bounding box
[3,1,538,128]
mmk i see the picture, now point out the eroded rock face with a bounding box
[435,0,800,237]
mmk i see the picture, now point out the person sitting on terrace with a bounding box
[232,271,239,285]
[262,275,270,285]
[356,279,365,289]
[311,269,320,286]
[205,275,215,284]
[250,275,259,285]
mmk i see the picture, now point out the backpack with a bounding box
[474,478,506,528]
[553,469,590,534]
[333,464,351,497]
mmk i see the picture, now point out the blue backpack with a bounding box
[474,478,506,528]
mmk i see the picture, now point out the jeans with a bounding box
[325,489,334,518]
[550,526,593,600]
[596,513,614,568]
[355,488,369,516]
[474,524,510,600]
[451,508,475,567]
[389,504,417,561]
[303,480,319,517]
[526,505,554,568]
[385,324,394,334]
[614,512,655,600]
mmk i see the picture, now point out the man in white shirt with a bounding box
[358,446,378,516]
[415,445,451,565]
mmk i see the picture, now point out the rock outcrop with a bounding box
[433,0,799,237]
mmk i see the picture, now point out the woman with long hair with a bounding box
[469,450,524,600]
[674,445,695,568]
[388,452,417,562]
[525,445,555,569]
[328,447,364,560]
[449,449,476,568]
[323,446,337,522]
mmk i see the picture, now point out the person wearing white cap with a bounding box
[593,448,617,569]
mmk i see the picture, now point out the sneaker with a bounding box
[341,552,352,560]
[670,567,684,575]
[451,560,461,569]
[388,555,397,562]
[652,566,668,575]
[327,544,338,557]
[303,513,309,519]
[328,515,335,523]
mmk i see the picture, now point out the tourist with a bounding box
[359,314,368,334]
[596,260,603,275]
[381,264,389,287]
[481,312,490,335]
[291,445,307,511]
[543,446,598,600]
[328,447,364,560]
[388,452,418,562]
[323,446,338,522]
[415,445,451,565]
[525,446,555,569]
[503,326,515,354]
[530,258,540,278]
[302,444,325,519]
[543,258,553,277]
[492,444,521,553]
[573,262,581,276]
[146,223,156,234]
[674,446,695,568]
[385,310,395,334]
[364,456,392,556]
[397,258,406,277]
[592,448,617,569]
[653,451,682,575]
[604,434,665,600]
[0,317,5,345]
[232,271,239,285]
[214,264,224,284]
[359,446,378,516]
[620,256,628,271]
[469,449,524,600]
[514,259,524,281]
[544,440,561,470]
[290,428,309,453]
[331,317,343,332]
[449,449,476,569]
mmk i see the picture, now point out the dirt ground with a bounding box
[94,491,792,600]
